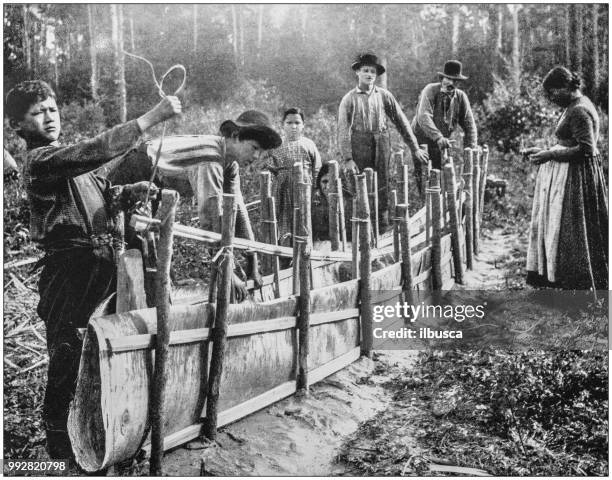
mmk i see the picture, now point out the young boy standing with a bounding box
[5,80,181,459]
[338,53,428,227]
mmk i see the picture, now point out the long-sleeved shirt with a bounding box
[412,82,477,148]
[552,95,600,161]
[23,120,142,244]
[337,86,420,161]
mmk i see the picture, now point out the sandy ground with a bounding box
[159,229,521,476]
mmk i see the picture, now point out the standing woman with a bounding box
[269,107,322,247]
[525,66,608,289]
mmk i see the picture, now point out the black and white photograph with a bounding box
[3,2,609,476]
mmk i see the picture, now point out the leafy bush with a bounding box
[58,101,107,143]
[476,74,558,153]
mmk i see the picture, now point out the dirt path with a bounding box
[161,229,524,476]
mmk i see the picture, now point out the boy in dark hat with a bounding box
[5,79,181,459]
[412,60,477,192]
[157,109,282,292]
[338,52,428,228]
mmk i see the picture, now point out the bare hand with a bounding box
[436,137,452,150]
[413,149,429,165]
[137,96,182,131]
[123,181,159,209]
[530,150,550,165]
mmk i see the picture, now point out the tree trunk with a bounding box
[508,5,521,89]
[239,6,245,67]
[573,4,583,77]
[52,25,60,95]
[193,4,198,53]
[257,5,263,57]
[451,7,460,57]
[565,5,571,65]
[87,5,99,102]
[22,5,32,73]
[301,5,308,42]
[129,10,135,51]
[111,4,127,122]
[231,5,239,66]
[591,4,599,103]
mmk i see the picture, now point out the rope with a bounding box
[123,50,187,205]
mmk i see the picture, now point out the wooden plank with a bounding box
[309,347,361,385]
[116,249,147,313]
[372,288,403,304]
[218,380,297,427]
[310,308,359,326]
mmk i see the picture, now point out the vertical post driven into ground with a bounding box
[297,182,312,392]
[441,149,449,231]
[204,194,237,442]
[150,190,179,476]
[292,162,304,294]
[266,196,281,298]
[398,203,414,304]
[364,168,378,247]
[429,170,443,290]
[463,151,474,270]
[473,147,481,256]
[390,190,400,262]
[400,163,409,206]
[351,198,359,279]
[356,174,373,357]
[260,171,272,275]
[444,163,464,285]
[328,161,341,251]
[480,145,489,217]
[329,161,347,251]
[419,144,429,198]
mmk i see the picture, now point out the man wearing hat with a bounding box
[159,110,282,294]
[338,52,428,228]
[412,60,477,191]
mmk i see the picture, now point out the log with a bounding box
[328,190,340,251]
[444,164,464,284]
[398,161,409,206]
[463,150,474,270]
[292,163,304,293]
[150,190,179,475]
[397,204,414,303]
[204,194,237,441]
[473,147,481,256]
[297,182,312,392]
[356,175,373,357]
[429,170,442,290]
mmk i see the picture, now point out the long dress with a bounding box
[526,95,608,289]
[269,136,321,246]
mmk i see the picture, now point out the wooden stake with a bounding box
[473,147,481,256]
[479,145,489,216]
[364,168,378,247]
[292,163,303,294]
[351,198,359,279]
[150,190,179,476]
[356,174,373,357]
[444,163,464,285]
[463,151,474,270]
[259,171,272,274]
[419,144,429,198]
[266,196,281,298]
[204,194,237,441]
[397,203,414,303]
[399,160,409,206]
[328,161,345,251]
[390,190,400,262]
[297,182,311,392]
[429,170,443,290]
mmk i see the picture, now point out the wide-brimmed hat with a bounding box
[351,53,386,76]
[438,60,468,81]
[220,110,282,150]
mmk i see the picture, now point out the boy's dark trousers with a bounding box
[349,130,391,226]
[37,244,116,459]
